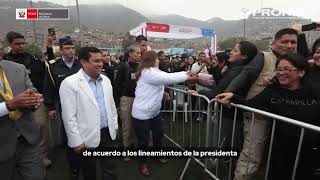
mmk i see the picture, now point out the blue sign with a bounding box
[201,28,215,37]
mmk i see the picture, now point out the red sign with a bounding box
[146,23,170,33]
[27,8,38,19]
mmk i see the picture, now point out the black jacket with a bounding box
[199,62,249,99]
[307,65,320,87]
[3,51,45,93]
[114,60,139,107]
[43,58,82,111]
[232,81,320,142]
[102,61,118,86]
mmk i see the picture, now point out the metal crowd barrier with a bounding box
[162,86,320,180]
[214,102,320,180]
[161,85,217,180]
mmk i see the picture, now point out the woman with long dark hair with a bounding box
[131,51,197,176]
[199,41,258,99]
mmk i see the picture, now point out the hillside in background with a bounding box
[0,0,315,41]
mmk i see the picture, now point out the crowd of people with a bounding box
[0,21,319,180]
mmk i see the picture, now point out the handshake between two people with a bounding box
[186,71,199,83]
[6,88,44,111]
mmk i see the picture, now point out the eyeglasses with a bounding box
[275,68,298,73]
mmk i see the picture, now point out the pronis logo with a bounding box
[240,8,301,20]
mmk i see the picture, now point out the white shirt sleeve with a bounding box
[0,102,9,117]
[142,68,188,86]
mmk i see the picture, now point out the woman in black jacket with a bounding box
[199,41,258,99]
[217,53,320,180]
[194,41,258,177]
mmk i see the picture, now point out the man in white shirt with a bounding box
[191,52,210,91]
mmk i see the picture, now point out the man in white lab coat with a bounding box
[59,46,118,180]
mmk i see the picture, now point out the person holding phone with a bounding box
[290,22,320,59]
[43,36,82,180]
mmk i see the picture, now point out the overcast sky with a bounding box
[44,0,319,21]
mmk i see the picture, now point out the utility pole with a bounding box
[29,0,37,44]
[243,19,246,38]
[75,0,82,46]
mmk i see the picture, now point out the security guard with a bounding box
[3,31,45,95]
[43,36,82,180]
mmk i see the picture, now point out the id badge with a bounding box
[131,73,136,80]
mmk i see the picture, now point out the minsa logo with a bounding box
[241,8,300,20]
[18,10,26,18]
[27,8,38,19]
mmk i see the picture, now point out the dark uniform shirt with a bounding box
[101,61,118,86]
[3,51,45,93]
[114,60,139,107]
[43,57,82,111]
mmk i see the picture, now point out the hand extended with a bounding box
[186,73,199,83]
[289,22,303,34]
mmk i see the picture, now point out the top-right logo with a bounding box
[240,8,301,20]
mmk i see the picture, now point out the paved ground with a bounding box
[46,144,213,180]
[45,112,216,180]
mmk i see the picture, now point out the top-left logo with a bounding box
[18,10,25,18]
[16,9,27,19]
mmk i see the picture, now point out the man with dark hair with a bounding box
[219,28,299,180]
[4,31,45,103]
[2,31,51,169]
[191,52,210,91]
[42,36,82,180]
[157,51,168,72]
[59,46,118,180]
[101,50,117,86]
[136,35,148,55]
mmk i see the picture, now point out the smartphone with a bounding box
[302,23,318,31]
[48,28,55,36]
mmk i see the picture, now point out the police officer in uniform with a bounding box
[43,36,82,180]
[3,31,51,169]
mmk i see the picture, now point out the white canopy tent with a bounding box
[130,22,217,54]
